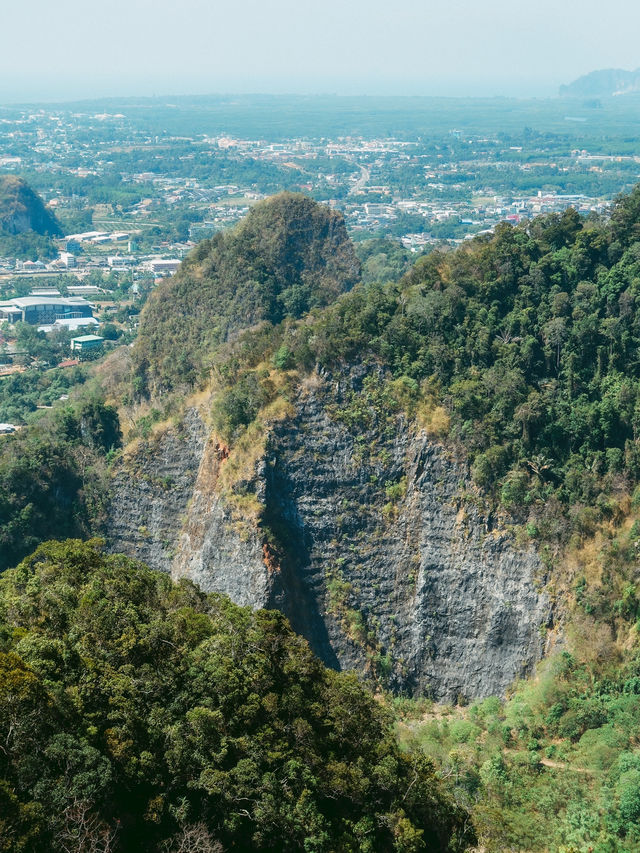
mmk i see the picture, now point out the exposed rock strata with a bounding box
[107,409,207,571]
[171,435,268,608]
[106,373,551,700]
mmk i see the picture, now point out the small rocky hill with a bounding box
[0,175,62,237]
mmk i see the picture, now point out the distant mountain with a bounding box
[0,175,61,237]
[560,68,640,97]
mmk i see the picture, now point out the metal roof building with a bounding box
[0,296,93,325]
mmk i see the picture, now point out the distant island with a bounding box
[560,68,640,97]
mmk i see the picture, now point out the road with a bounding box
[348,162,370,196]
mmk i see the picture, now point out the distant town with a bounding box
[1,97,636,291]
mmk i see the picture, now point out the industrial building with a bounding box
[0,296,94,325]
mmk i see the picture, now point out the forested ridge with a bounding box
[134,192,360,394]
[0,539,473,852]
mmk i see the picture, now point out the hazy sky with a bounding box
[3,0,640,102]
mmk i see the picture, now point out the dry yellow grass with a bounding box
[567,612,619,665]
[413,398,451,440]
[218,421,266,494]
[121,436,143,461]
[565,533,605,590]
[261,395,295,423]
[425,405,451,438]
[185,386,213,415]
[299,369,324,396]
[148,418,174,441]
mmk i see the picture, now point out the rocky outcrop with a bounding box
[106,371,551,701]
[260,371,551,699]
[0,175,62,236]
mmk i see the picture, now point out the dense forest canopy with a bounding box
[0,539,473,852]
[0,396,120,572]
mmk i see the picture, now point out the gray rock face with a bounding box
[171,434,269,608]
[261,373,551,700]
[107,409,207,571]
[106,408,272,605]
[105,372,551,700]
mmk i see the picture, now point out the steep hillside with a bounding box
[107,188,640,700]
[133,192,360,393]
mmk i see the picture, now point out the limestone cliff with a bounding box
[106,369,551,701]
